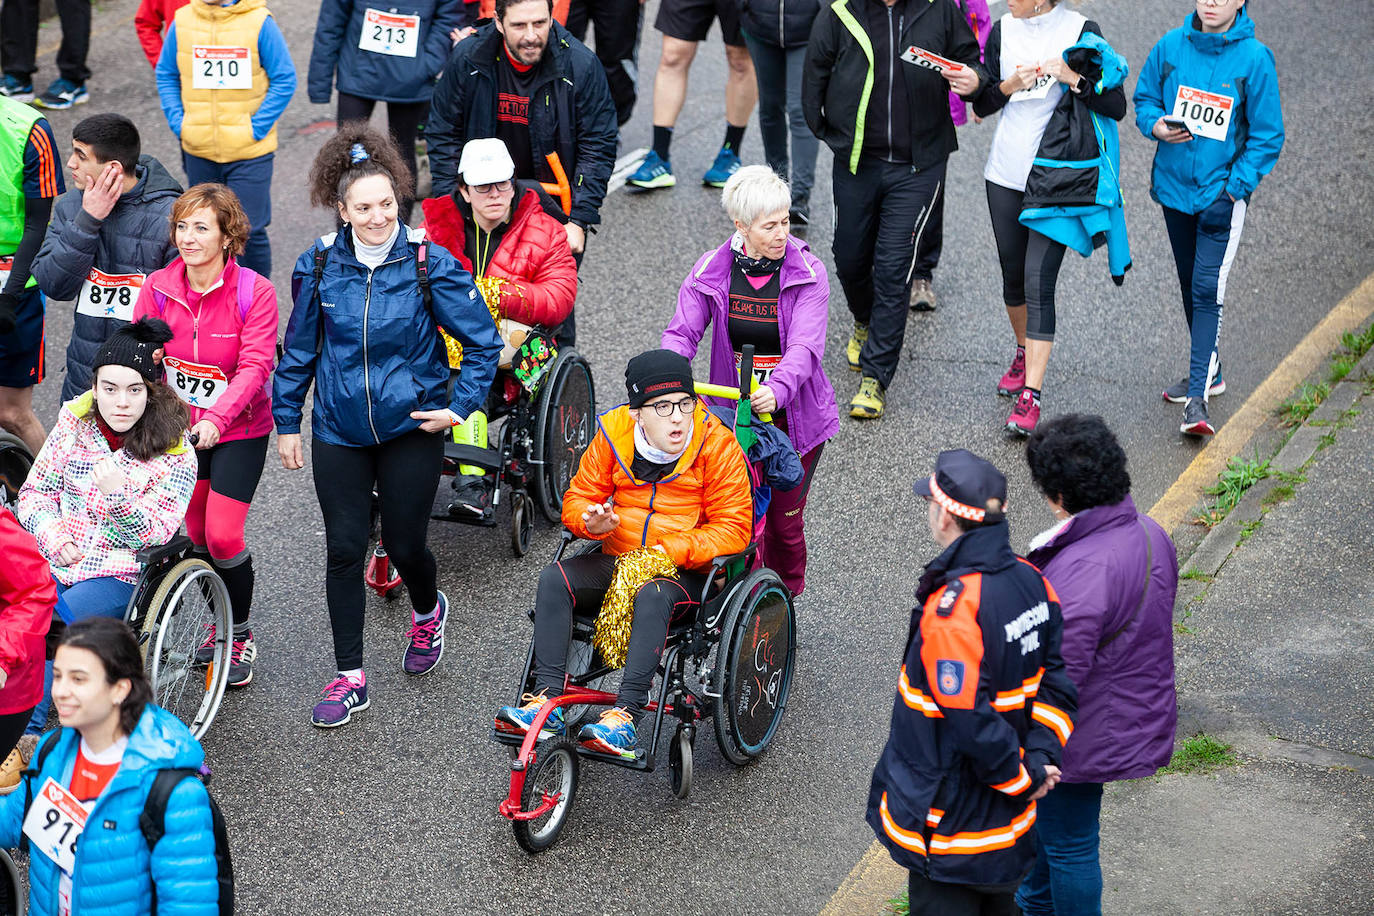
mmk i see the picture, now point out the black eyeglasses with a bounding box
[471,180,513,195]
[647,396,696,417]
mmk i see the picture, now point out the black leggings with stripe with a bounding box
[986,180,1068,342]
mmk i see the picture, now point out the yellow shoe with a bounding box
[0,733,37,795]
[849,376,885,419]
[846,322,869,372]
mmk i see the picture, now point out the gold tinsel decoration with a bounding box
[440,276,524,369]
[593,548,679,669]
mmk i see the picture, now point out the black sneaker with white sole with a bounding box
[1180,397,1215,436]
[1163,376,1226,403]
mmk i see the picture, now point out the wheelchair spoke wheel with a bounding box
[510,490,534,556]
[144,559,231,740]
[0,432,33,515]
[563,639,611,728]
[669,723,694,799]
[512,736,579,854]
[0,848,22,916]
[533,349,595,524]
[712,570,796,766]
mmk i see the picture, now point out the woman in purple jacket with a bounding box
[661,165,838,596]
[1020,413,1178,916]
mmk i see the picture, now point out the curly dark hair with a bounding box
[58,617,153,738]
[1025,414,1132,515]
[307,124,414,209]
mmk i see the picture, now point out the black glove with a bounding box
[0,293,18,336]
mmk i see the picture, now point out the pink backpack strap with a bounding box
[235,265,260,324]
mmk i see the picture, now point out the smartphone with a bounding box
[1162,116,1192,135]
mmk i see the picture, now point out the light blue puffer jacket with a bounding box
[0,706,220,916]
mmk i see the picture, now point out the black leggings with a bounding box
[312,430,443,670]
[0,708,33,762]
[531,552,707,716]
[186,435,268,626]
[337,93,429,218]
[986,181,1068,343]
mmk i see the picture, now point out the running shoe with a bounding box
[849,376,885,420]
[1180,397,1215,437]
[0,735,37,795]
[34,78,88,110]
[194,623,217,665]
[998,348,1027,397]
[846,322,869,372]
[0,75,34,102]
[1162,376,1226,403]
[447,474,492,521]
[1006,389,1040,437]
[402,590,448,676]
[311,674,368,728]
[909,278,937,312]
[227,630,256,688]
[626,150,675,190]
[578,707,637,757]
[495,691,567,737]
[702,147,741,187]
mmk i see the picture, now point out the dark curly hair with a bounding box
[307,124,414,210]
[58,618,153,738]
[1025,414,1132,515]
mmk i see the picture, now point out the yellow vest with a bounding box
[174,0,277,162]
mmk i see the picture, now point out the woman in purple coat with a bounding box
[1020,413,1178,916]
[662,165,838,596]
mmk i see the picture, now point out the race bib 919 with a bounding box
[359,9,420,57]
[1172,85,1234,142]
[22,778,88,874]
[164,356,229,409]
[191,46,253,90]
[76,268,145,321]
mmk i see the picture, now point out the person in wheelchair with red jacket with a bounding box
[495,349,753,756]
[420,137,577,520]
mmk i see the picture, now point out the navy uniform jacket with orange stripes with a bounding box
[867,522,1078,886]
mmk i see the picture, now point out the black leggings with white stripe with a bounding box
[986,180,1068,342]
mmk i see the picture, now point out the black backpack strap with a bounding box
[310,244,332,356]
[415,240,432,312]
[141,767,233,916]
[20,728,66,853]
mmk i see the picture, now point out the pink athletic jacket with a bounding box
[133,256,279,443]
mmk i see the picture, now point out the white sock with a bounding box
[339,668,364,685]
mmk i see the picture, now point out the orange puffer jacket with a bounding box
[562,404,753,571]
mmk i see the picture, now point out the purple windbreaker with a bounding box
[662,235,839,459]
[949,0,992,126]
[1026,495,1178,783]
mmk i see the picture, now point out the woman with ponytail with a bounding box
[274,126,500,728]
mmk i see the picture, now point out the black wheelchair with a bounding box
[0,431,31,515]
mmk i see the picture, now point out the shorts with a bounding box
[0,288,45,389]
[654,0,743,46]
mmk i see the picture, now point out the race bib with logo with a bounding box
[164,356,229,409]
[0,255,12,289]
[1011,71,1057,102]
[1171,85,1234,142]
[733,351,782,385]
[359,9,420,57]
[900,46,963,74]
[76,268,145,321]
[191,46,253,90]
[22,778,88,874]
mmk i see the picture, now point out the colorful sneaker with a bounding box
[846,322,869,372]
[495,691,567,737]
[1180,397,1215,437]
[1162,376,1226,403]
[193,623,217,665]
[578,707,637,757]
[0,75,34,102]
[702,147,741,187]
[849,376,885,420]
[447,474,492,521]
[997,348,1027,397]
[1006,389,1040,437]
[627,150,675,190]
[311,674,368,727]
[34,78,88,110]
[227,630,256,688]
[402,590,448,676]
[909,278,937,312]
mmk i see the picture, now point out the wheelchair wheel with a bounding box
[711,569,796,766]
[512,736,579,854]
[562,639,611,728]
[510,490,534,556]
[0,431,33,514]
[143,558,232,740]
[533,348,595,524]
[0,848,24,916]
[669,723,694,799]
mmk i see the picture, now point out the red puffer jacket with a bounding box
[0,509,54,715]
[421,186,578,329]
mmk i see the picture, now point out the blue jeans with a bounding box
[1016,781,1105,916]
[182,151,275,278]
[741,35,817,210]
[27,576,134,735]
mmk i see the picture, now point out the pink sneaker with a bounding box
[1006,389,1040,437]
[997,348,1027,396]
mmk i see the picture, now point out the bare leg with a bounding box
[0,387,45,454]
[723,43,757,127]
[1025,339,1053,392]
[1005,304,1028,347]
[651,36,698,128]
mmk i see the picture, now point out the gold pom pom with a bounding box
[592,548,679,669]
[439,278,520,370]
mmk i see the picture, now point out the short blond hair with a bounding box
[170,183,251,258]
[721,165,791,228]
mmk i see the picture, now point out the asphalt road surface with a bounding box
[17,0,1374,911]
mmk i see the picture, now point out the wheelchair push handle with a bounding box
[692,344,772,423]
[540,153,573,217]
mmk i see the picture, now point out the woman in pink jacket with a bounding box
[133,183,279,689]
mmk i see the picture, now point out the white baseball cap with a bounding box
[458,138,516,186]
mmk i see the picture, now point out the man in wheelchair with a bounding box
[495,350,753,755]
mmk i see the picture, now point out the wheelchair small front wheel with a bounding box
[512,736,579,854]
[510,490,534,556]
[0,847,24,915]
[144,558,232,740]
[669,723,694,799]
[0,431,33,515]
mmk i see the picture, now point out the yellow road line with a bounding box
[822,270,1374,915]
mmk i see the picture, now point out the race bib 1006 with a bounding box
[191,46,253,90]
[1172,85,1234,142]
[359,9,420,57]
[22,778,88,874]
[76,268,145,321]
[164,356,229,409]
[900,46,963,74]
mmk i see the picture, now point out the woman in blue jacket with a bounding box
[0,617,220,916]
[1133,0,1283,438]
[273,127,500,728]
[307,0,464,220]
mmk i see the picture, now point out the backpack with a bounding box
[306,237,433,358]
[151,264,260,324]
[23,728,235,915]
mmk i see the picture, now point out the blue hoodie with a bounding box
[1132,8,1284,214]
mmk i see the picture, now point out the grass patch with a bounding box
[1277,383,1330,427]
[887,891,909,915]
[1174,621,1196,636]
[1327,353,1358,385]
[1237,518,1264,545]
[1160,734,1240,775]
[1260,483,1295,509]
[1339,324,1374,360]
[1195,455,1270,526]
[1180,569,1214,583]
